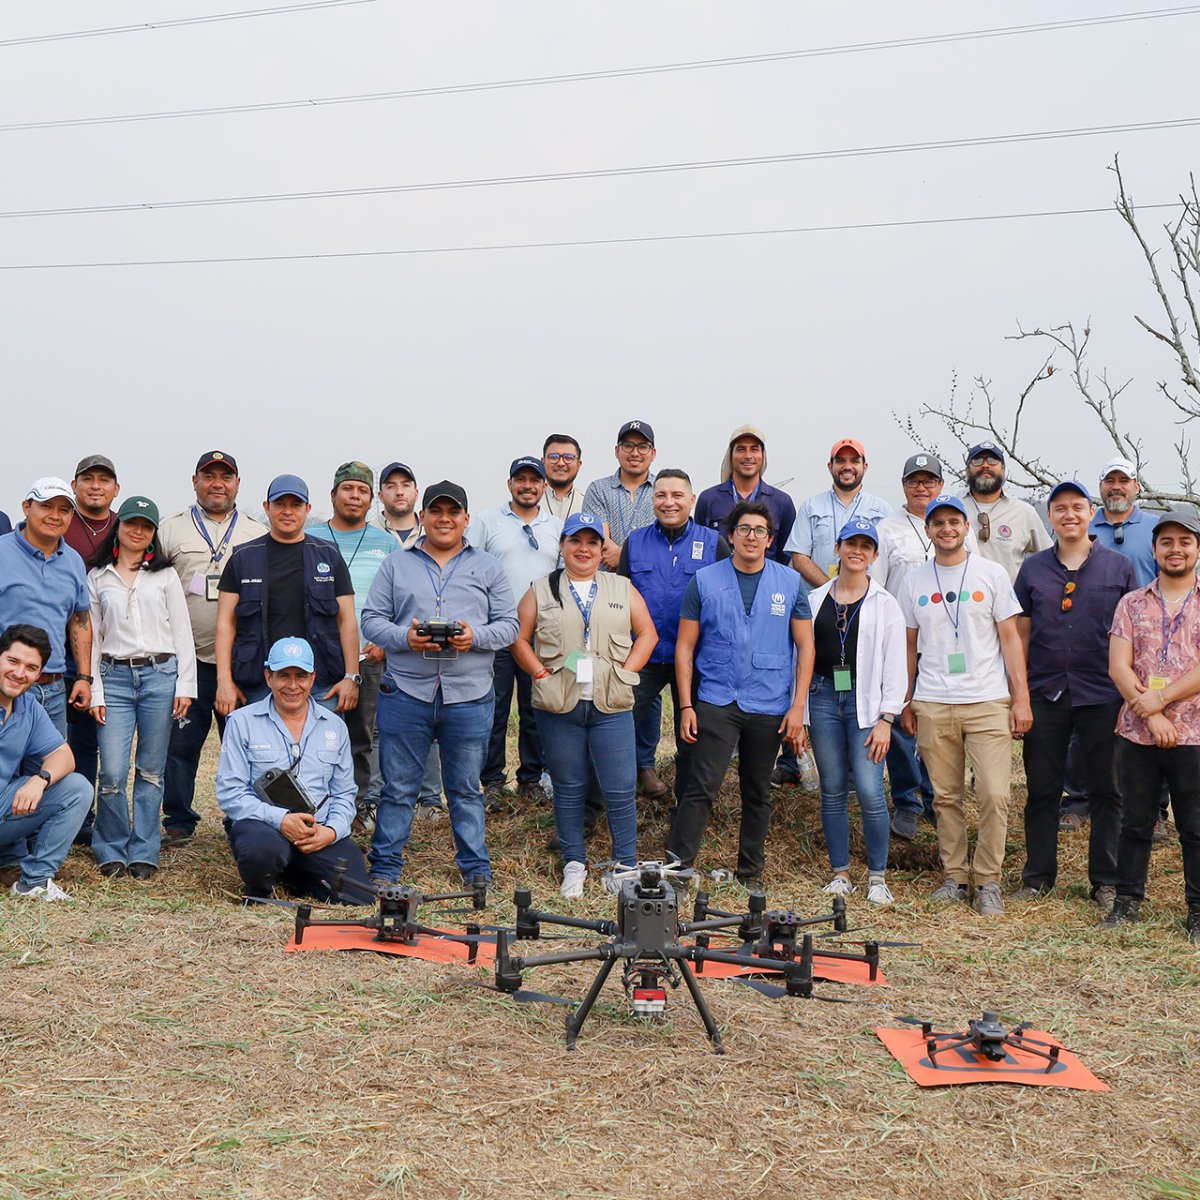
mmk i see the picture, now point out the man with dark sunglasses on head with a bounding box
[959,442,1051,585]
[1012,480,1137,913]
[467,458,562,808]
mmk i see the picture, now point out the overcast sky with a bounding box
[3,1,1199,522]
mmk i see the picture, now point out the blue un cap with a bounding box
[836,518,879,546]
[562,512,604,540]
[266,474,310,503]
[266,637,315,672]
[1047,479,1091,505]
[924,494,969,523]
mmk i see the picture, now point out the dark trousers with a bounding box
[66,701,99,833]
[631,661,693,800]
[1022,694,1122,892]
[163,660,225,834]
[668,700,781,881]
[482,647,544,789]
[225,817,371,902]
[885,721,933,816]
[343,656,383,803]
[1115,739,1200,906]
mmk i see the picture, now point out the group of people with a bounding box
[0,426,1197,944]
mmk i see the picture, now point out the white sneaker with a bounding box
[560,861,587,900]
[866,879,895,906]
[822,875,854,896]
[11,878,74,902]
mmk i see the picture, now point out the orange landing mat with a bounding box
[284,925,497,965]
[687,947,886,987]
[875,1027,1109,1090]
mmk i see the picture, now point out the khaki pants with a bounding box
[911,699,1012,886]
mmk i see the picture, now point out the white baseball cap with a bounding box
[1099,456,1138,481]
[25,477,76,505]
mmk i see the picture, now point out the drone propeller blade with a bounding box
[810,991,856,1005]
[469,981,576,1006]
[734,977,790,1000]
[818,936,922,949]
[241,895,305,910]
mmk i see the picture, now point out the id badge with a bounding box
[833,667,852,692]
[205,575,222,602]
[947,652,967,675]
[187,572,206,597]
[1148,675,1168,691]
[827,561,840,578]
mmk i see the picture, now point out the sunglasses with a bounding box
[521,524,539,551]
[977,512,991,543]
[1112,524,1125,545]
[1061,580,1076,612]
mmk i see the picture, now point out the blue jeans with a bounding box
[0,773,92,888]
[885,721,934,817]
[806,676,890,874]
[371,685,493,881]
[30,678,68,737]
[634,691,663,772]
[535,702,637,866]
[94,658,177,867]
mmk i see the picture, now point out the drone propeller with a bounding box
[732,978,855,1004]
[817,934,922,949]
[468,981,576,1007]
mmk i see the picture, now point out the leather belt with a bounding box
[101,653,175,668]
[35,672,64,684]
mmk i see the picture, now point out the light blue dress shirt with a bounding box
[466,505,563,598]
[782,489,893,592]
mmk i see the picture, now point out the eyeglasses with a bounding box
[732,524,771,540]
[970,454,1003,466]
[977,512,991,543]
[618,441,652,453]
[1112,524,1125,545]
[521,524,539,551]
[904,478,942,490]
[1061,580,1077,612]
[545,452,578,463]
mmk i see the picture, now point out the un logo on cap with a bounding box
[915,456,928,467]
[285,642,301,658]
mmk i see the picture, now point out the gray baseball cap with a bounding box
[902,454,943,480]
[1152,510,1200,541]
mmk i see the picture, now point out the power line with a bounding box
[0,0,384,48]
[3,115,1195,221]
[0,202,1180,271]
[2,6,1196,130]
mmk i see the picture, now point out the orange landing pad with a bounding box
[285,925,496,965]
[688,948,886,987]
[875,1027,1109,1090]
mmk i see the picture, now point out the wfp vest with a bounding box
[229,535,344,688]
[625,519,722,664]
[694,558,801,714]
[530,571,640,715]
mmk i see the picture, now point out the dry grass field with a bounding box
[3,727,1200,1200]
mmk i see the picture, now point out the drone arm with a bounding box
[531,911,618,937]
[514,945,611,971]
[678,915,749,936]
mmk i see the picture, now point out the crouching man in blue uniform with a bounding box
[216,637,369,902]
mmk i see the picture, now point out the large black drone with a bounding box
[898,1010,1065,1073]
[483,861,885,1052]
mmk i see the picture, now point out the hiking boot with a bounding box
[865,877,894,906]
[517,780,551,805]
[1058,811,1088,834]
[1009,885,1049,902]
[930,878,969,904]
[161,829,193,850]
[1092,885,1117,916]
[560,861,587,900]
[972,883,1004,916]
[1103,897,1141,927]
[890,809,919,841]
[1187,906,1200,945]
[98,862,126,879]
[417,802,447,821]
[637,769,668,799]
[770,766,800,789]
[11,878,74,902]
[483,784,507,813]
[822,875,854,896]
[128,863,157,881]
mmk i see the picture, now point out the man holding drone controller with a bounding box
[216,636,369,903]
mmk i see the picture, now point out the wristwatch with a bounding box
[76,675,94,684]
[880,714,897,725]
[343,673,362,686]
[35,769,52,785]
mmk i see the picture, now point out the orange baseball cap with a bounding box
[829,438,866,460]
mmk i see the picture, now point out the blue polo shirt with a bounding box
[1089,505,1157,587]
[0,529,90,674]
[0,691,64,788]
[693,480,797,565]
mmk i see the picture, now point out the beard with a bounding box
[1104,495,1134,515]
[970,472,1003,496]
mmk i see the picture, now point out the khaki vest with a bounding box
[530,572,640,714]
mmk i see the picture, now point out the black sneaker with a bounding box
[1186,905,1200,945]
[770,767,800,789]
[890,809,919,841]
[1103,897,1141,927]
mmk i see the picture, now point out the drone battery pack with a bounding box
[253,766,318,815]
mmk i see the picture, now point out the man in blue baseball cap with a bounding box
[467,457,563,807]
[897,494,1031,916]
[216,637,370,901]
[214,474,362,718]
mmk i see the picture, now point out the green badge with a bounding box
[833,667,853,692]
[565,648,584,673]
[947,652,967,675]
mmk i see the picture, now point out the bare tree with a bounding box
[898,157,1200,506]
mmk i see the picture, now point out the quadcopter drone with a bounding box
[484,861,887,1052]
[898,1010,1065,1073]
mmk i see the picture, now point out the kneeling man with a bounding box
[0,624,92,900]
[216,637,369,901]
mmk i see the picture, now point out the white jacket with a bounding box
[803,578,908,730]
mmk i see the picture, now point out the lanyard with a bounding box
[191,506,239,565]
[831,489,864,526]
[420,548,466,617]
[567,578,597,649]
[613,479,652,543]
[832,578,866,666]
[1155,582,1195,665]
[325,522,369,569]
[730,479,762,504]
[931,553,972,641]
[904,512,932,557]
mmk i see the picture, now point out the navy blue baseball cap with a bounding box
[266,474,309,503]
[836,518,879,546]
[562,512,604,539]
[509,456,547,480]
[1047,479,1092,504]
[380,461,416,485]
[617,420,655,446]
[924,494,969,522]
[967,442,1005,463]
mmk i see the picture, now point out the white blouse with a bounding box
[88,564,198,705]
